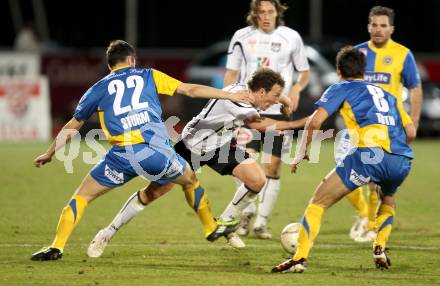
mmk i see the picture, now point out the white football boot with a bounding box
[349,216,368,240]
[87,229,112,258]
[355,230,377,242]
[253,225,272,239]
[236,212,253,236]
[226,232,246,249]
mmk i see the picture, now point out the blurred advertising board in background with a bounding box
[0,52,51,142]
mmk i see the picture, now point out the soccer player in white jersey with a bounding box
[87,69,308,257]
[224,0,310,239]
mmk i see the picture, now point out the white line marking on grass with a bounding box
[1,243,439,251]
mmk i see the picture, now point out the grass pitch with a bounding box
[0,140,439,285]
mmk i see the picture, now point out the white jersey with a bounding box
[181,84,259,155]
[226,26,309,115]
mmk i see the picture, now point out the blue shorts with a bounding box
[90,143,187,188]
[336,147,412,196]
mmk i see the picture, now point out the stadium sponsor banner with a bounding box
[0,52,40,78]
[41,54,191,119]
[0,76,51,142]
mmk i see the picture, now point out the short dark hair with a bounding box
[106,40,135,68]
[247,68,285,92]
[369,6,395,26]
[336,46,366,79]
[246,0,287,28]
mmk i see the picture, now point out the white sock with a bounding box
[242,200,257,216]
[234,177,243,189]
[219,184,260,222]
[105,191,146,238]
[236,178,257,216]
[254,177,280,228]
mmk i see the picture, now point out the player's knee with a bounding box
[368,182,378,192]
[178,169,198,189]
[187,171,198,185]
[311,193,332,209]
[75,189,96,203]
[138,190,149,204]
[173,164,197,188]
[243,175,266,193]
[254,178,266,192]
[381,195,395,208]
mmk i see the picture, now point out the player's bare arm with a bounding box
[33,117,84,167]
[287,70,310,112]
[245,115,308,132]
[278,96,293,115]
[291,107,328,173]
[404,123,417,144]
[223,69,240,87]
[176,83,255,104]
[409,84,423,130]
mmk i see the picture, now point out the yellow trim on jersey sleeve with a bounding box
[340,101,391,153]
[98,111,145,146]
[152,69,182,96]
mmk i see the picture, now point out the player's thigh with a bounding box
[232,158,266,192]
[85,148,135,202]
[311,168,351,209]
[373,153,412,197]
[89,146,141,191]
[75,174,112,203]
[137,143,193,188]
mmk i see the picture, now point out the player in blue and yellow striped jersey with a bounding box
[30,40,255,261]
[272,46,416,273]
[344,6,423,242]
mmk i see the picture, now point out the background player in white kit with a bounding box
[224,0,310,239]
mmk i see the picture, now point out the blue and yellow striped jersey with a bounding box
[74,67,181,146]
[316,80,413,158]
[356,40,421,125]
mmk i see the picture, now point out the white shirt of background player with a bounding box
[224,1,310,115]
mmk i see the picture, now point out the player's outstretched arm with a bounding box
[33,117,84,167]
[176,83,254,104]
[291,108,327,173]
[279,96,293,116]
[246,116,309,132]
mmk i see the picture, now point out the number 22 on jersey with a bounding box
[108,75,151,130]
[108,75,149,116]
